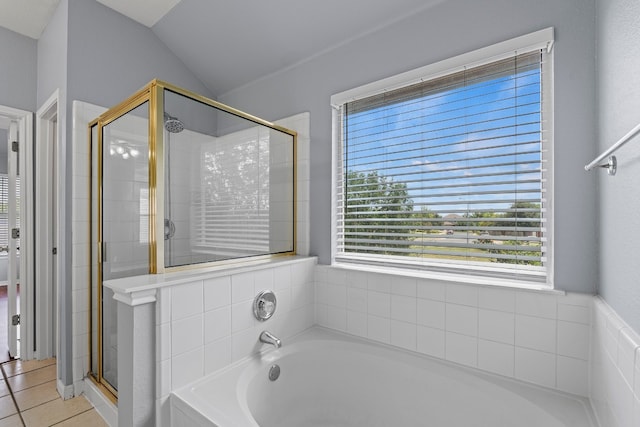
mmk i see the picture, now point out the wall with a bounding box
[65,0,213,111]
[219,0,598,294]
[316,266,592,397]
[596,0,640,333]
[37,0,68,108]
[0,26,37,112]
[590,297,640,426]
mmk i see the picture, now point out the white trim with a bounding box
[57,378,75,400]
[20,108,34,360]
[330,261,563,294]
[112,288,157,307]
[331,27,554,106]
[330,107,340,264]
[541,44,555,289]
[35,89,60,360]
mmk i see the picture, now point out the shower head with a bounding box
[164,112,184,133]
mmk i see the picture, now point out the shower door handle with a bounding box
[164,219,176,240]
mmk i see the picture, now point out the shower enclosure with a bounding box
[88,80,296,398]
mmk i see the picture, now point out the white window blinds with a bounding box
[335,50,550,282]
[0,174,19,251]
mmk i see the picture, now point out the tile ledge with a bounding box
[103,256,317,295]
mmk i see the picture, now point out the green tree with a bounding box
[345,170,414,253]
[466,211,498,234]
[503,202,541,230]
[486,202,542,265]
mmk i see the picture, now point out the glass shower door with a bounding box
[98,101,150,393]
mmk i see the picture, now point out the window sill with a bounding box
[330,261,562,295]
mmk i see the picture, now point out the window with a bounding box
[332,30,553,285]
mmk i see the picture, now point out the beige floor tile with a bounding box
[21,396,91,427]
[0,395,17,419]
[13,380,59,412]
[0,381,9,398]
[2,359,56,378]
[6,366,56,393]
[0,414,23,427]
[51,409,108,427]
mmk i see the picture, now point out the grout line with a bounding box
[0,362,26,427]
[4,365,57,394]
[3,360,57,379]
[49,408,94,426]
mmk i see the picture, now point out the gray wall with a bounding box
[597,0,640,332]
[66,0,213,109]
[37,0,68,108]
[0,26,37,111]
[219,0,598,294]
[45,0,215,387]
[36,0,70,388]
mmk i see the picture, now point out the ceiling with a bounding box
[0,0,440,95]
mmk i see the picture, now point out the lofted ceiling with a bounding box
[0,0,440,95]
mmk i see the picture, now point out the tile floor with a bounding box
[0,358,107,426]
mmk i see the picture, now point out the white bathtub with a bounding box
[171,327,597,427]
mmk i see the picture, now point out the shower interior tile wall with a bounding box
[275,112,310,256]
[315,266,592,397]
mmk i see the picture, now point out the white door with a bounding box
[7,120,20,358]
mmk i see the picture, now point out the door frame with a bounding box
[0,104,33,360]
[35,91,60,360]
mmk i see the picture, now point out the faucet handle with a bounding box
[254,290,277,321]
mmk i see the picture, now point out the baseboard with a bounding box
[56,379,75,400]
[83,378,118,427]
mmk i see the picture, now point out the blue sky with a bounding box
[344,61,543,217]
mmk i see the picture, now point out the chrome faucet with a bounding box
[259,330,282,348]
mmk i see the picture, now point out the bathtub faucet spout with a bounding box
[259,331,282,348]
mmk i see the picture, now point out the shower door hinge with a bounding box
[11,141,18,152]
[11,315,19,326]
[11,228,19,239]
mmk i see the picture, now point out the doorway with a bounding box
[0,126,14,362]
[35,92,59,361]
[0,105,33,363]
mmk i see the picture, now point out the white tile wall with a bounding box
[274,113,310,257]
[590,297,640,427]
[315,265,593,396]
[155,257,316,427]
[71,101,107,393]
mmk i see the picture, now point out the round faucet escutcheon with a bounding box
[254,290,277,321]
